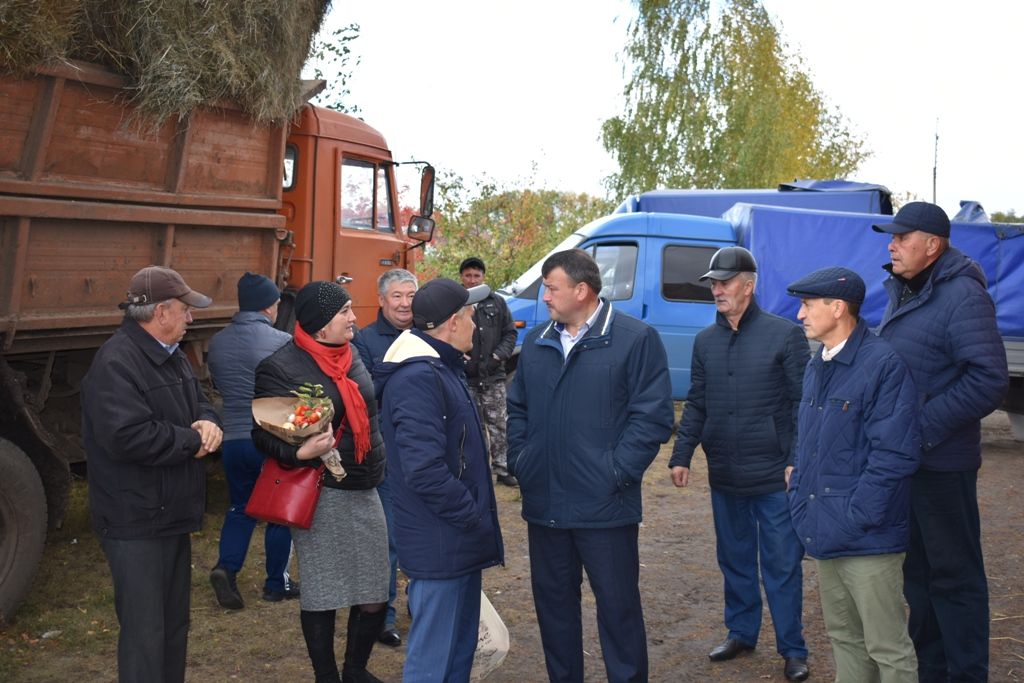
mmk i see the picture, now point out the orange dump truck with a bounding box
[0,60,435,621]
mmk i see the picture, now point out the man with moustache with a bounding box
[669,247,810,681]
[872,202,1008,681]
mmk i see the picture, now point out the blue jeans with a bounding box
[528,523,648,683]
[710,488,807,658]
[217,439,292,592]
[404,571,481,683]
[904,469,988,682]
[376,476,400,629]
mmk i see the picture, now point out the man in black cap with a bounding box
[872,202,1008,681]
[82,266,223,683]
[459,257,519,487]
[375,278,504,682]
[786,267,920,682]
[668,246,811,681]
[207,272,296,610]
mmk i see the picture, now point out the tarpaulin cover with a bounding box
[725,204,1024,336]
[614,181,892,217]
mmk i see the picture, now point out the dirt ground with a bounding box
[2,412,1022,682]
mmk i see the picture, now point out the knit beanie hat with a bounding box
[294,281,351,334]
[237,272,280,312]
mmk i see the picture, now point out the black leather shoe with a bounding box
[377,627,401,647]
[496,473,519,487]
[262,579,300,602]
[708,638,755,661]
[784,656,809,681]
[210,566,244,610]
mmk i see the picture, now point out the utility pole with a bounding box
[933,119,939,204]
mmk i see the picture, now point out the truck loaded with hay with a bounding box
[0,0,436,623]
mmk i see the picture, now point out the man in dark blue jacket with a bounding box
[872,202,1009,681]
[207,272,294,610]
[669,247,810,682]
[352,267,418,647]
[507,249,674,683]
[787,267,920,682]
[376,278,504,683]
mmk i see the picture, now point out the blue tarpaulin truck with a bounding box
[500,182,1024,436]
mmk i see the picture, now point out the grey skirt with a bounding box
[292,486,389,611]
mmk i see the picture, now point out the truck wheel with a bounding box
[0,439,48,625]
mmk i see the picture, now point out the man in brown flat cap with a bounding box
[82,266,223,683]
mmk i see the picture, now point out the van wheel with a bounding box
[0,440,47,625]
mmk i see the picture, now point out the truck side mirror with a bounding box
[407,215,435,242]
[418,165,435,217]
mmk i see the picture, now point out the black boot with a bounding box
[300,609,341,683]
[340,606,387,683]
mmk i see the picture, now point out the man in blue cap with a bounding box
[872,202,1008,681]
[208,272,295,609]
[786,266,920,682]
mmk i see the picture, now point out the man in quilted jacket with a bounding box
[872,202,1008,682]
[787,267,919,681]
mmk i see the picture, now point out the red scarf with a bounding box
[293,323,372,463]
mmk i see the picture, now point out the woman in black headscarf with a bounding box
[252,281,388,683]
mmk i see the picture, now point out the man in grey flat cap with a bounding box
[82,265,222,683]
[786,266,919,682]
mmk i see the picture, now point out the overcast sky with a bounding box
[311,1,1021,217]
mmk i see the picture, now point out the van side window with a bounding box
[340,158,395,232]
[588,243,638,301]
[663,245,716,302]
[283,145,297,191]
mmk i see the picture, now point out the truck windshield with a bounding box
[341,158,395,232]
[500,232,585,297]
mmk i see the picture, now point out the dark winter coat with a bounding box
[207,311,290,441]
[252,341,385,490]
[876,247,1008,471]
[82,318,220,539]
[506,301,675,529]
[352,309,404,377]
[670,301,810,496]
[375,329,504,580]
[788,320,921,559]
[464,292,516,385]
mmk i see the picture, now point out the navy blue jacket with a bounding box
[208,311,291,441]
[671,301,810,496]
[876,247,1008,471]
[375,329,504,580]
[352,309,404,377]
[83,319,220,539]
[789,320,921,559]
[506,301,674,529]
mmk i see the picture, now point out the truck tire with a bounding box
[0,439,48,625]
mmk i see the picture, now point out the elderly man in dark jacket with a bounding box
[872,202,1009,682]
[787,267,920,682]
[669,247,810,682]
[376,278,504,683]
[352,267,418,647]
[82,266,222,683]
[507,249,674,683]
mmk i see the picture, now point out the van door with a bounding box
[642,237,722,399]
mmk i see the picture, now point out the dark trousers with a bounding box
[528,523,648,683]
[710,489,807,658]
[217,438,292,592]
[100,534,192,683]
[903,469,988,682]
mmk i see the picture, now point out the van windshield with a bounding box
[499,232,586,297]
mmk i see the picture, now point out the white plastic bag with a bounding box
[471,590,509,680]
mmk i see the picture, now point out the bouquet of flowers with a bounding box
[252,383,345,481]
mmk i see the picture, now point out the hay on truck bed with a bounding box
[0,0,332,123]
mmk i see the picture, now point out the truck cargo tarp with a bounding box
[725,204,1024,337]
[615,181,891,217]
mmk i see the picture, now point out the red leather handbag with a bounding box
[245,459,325,529]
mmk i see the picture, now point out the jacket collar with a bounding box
[812,318,870,367]
[121,317,179,366]
[715,298,761,331]
[231,310,273,325]
[538,298,614,346]
[373,309,406,336]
